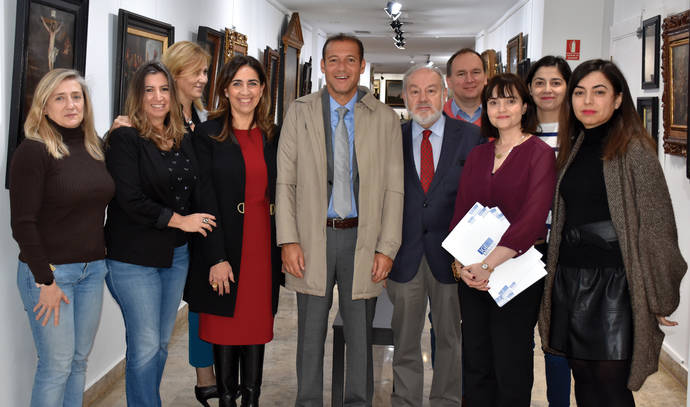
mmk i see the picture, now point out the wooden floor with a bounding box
[91,287,687,406]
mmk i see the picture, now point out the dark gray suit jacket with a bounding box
[390,115,484,283]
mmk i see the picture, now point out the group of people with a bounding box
[8,31,686,407]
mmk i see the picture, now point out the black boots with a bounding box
[214,345,240,407]
[214,344,265,407]
[239,345,265,407]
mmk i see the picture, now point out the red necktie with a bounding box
[420,129,434,193]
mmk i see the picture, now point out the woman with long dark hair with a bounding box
[539,59,686,406]
[186,55,283,407]
[526,55,572,406]
[450,73,556,406]
[105,61,216,406]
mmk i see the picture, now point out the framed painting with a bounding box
[278,13,304,122]
[114,9,174,118]
[637,97,659,144]
[517,58,531,81]
[6,0,89,187]
[506,33,523,74]
[481,49,498,79]
[385,80,404,107]
[300,57,312,97]
[197,26,225,111]
[264,46,280,122]
[642,15,661,89]
[224,29,247,62]
[661,10,689,156]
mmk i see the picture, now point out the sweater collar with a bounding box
[46,116,84,143]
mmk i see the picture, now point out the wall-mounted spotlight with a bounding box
[384,1,403,21]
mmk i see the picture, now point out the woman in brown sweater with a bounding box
[9,69,115,407]
[539,59,686,406]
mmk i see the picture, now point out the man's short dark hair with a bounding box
[322,33,364,62]
[446,48,485,76]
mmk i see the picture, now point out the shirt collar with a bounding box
[329,93,357,113]
[451,99,481,120]
[412,114,445,139]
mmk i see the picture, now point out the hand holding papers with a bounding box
[442,202,547,307]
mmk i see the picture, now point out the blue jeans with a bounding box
[106,244,189,407]
[545,352,571,407]
[188,311,214,368]
[17,259,107,407]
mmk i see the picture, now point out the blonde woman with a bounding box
[104,61,216,406]
[162,41,220,406]
[10,69,115,407]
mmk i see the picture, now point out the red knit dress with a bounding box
[200,127,274,345]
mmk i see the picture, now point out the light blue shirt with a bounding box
[412,115,445,178]
[327,93,358,218]
[451,99,482,123]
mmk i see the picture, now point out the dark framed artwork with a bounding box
[637,97,659,144]
[661,10,689,156]
[6,0,89,187]
[642,15,661,89]
[114,9,174,118]
[300,57,312,97]
[506,33,523,74]
[197,26,225,111]
[278,12,304,122]
[517,58,531,81]
[224,29,247,62]
[385,80,404,107]
[264,46,280,122]
[481,49,498,79]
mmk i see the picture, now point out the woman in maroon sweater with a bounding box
[450,74,556,406]
[9,69,115,407]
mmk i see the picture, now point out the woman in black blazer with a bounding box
[104,61,216,407]
[185,55,283,407]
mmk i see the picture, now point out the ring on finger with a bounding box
[211,282,218,289]
[202,217,210,224]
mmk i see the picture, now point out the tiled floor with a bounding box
[91,287,687,406]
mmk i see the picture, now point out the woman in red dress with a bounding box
[186,55,283,407]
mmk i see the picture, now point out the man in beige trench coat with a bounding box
[276,34,404,407]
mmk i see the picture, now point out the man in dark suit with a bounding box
[387,64,483,406]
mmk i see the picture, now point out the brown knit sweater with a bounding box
[9,124,115,284]
[539,133,687,390]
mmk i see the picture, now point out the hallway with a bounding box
[91,287,686,406]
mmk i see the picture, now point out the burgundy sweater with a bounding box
[450,135,556,256]
[9,124,115,284]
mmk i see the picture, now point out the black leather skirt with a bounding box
[550,263,633,360]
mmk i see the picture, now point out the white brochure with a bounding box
[442,202,547,307]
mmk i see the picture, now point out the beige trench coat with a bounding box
[276,87,404,299]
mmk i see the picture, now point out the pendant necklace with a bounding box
[495,135,525,159]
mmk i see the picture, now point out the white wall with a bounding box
[1,0,315,404]
[475,0,541,60]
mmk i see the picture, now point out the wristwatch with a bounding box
[35,279,54,288]
[481,262,493,273]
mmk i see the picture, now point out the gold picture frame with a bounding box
[661,10,689,156]
[224,28,247,62]
[481,49,498,78]
[506,33,523,74]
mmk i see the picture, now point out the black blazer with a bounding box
[185,117,283,317]
[104,127,202,267]
[390,116,484,284]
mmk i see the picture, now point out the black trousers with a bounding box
[459,278,544,407]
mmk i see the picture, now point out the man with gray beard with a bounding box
[387,65,483,406]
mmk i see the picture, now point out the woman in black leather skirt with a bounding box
[540,59,686,407]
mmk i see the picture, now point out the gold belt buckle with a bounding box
[237,202,245,214]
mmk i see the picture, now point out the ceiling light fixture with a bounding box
[395,39,406,49]
[384,1,403,20]
[390,20,402,30]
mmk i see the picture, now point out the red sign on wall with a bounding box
[566,40,580,60]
